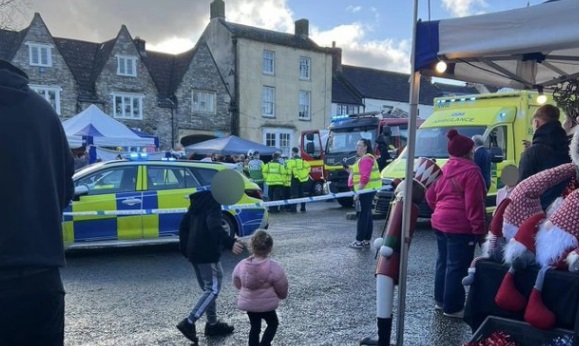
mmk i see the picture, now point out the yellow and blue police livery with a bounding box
[62,158,268,249]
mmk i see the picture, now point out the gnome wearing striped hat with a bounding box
[494,128,579,330]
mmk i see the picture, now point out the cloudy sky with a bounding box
[16,0,538,73]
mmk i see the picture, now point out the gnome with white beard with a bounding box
[494,129,579,330]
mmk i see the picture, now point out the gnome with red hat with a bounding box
[493,129,579,330]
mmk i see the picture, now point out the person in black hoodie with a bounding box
[0,60,74,345]
[519,104,571,210]
[177,190,244,344]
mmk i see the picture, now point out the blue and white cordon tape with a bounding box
[63,186,393,217]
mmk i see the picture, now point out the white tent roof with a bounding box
[415,0,579,89]
[62,104,155,148]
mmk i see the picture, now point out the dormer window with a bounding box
[26,43,52,67]
[117,55,137,77]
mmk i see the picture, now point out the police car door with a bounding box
[66,164,142,243]
[142,164,201,238]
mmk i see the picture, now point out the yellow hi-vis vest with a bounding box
[262,161,286,186]
[286,157,311,183]
[351,154,381,191]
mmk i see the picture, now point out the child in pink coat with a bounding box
[232,230,288,346]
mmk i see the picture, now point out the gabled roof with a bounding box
[52,38,99,96]
[220,19,327,53]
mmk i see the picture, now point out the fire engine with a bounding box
[300,111,423,207]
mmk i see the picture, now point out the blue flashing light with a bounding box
[161,157,176,161]
[129,152,149,161]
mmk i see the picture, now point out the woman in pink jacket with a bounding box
[233,230,288,346]
[426,129,486,319]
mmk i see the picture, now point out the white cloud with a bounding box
[226,0,295,33]
[346,5,362,13]
[311,24,411,73]
[441,0,488,17]
[148,37,196,55]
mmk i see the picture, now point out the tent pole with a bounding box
[396,0,420,344]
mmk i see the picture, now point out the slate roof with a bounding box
[0,28,27,60]
[332,74,363,105]
[339,65,481,105]
[220,19,327,53]
[52,38,99,97]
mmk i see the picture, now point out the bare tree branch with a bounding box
[0,0,31,30]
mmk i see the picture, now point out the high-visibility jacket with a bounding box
[262,160,286,186]
[248,159,264,183]
[352,154,381,191]
[286,156,311,183]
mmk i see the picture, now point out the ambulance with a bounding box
[375,91,564,216]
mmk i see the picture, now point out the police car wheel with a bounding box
[222,213,237,238]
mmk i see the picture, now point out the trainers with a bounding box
[443,309,464,319]
[362,240,371,248]
[205,320,235,336]
[350,241,364,249]
[434,303,443,311]
[176,319,198,343]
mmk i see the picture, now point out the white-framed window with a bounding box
[116,55,137,77]
[262,86,275,117]
[263,128,293,157]
[30,85,61,115]
[299,90,311,120]
[336,104,360,116]
[263,50,275,75]
[192,90,216,113]
[299,56,311,80]
[112,93,143,119]
[26,43,52,67]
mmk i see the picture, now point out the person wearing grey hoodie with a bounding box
[177,190,244,344]
[0,60,74,345]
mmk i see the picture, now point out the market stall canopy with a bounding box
[415,0,579,90]
[63,105,156,148]
[185,135,280,156]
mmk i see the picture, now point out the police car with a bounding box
[62,157,268,249]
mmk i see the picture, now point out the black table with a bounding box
[464,260,579,333]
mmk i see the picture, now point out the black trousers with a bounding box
[267,185,283,212]
[0,268,65,346]
[247,310,279,346]
[289,178,306,211]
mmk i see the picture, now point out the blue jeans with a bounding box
[356,192,376,242]
[434,230,476,314]
[189,262,223,324]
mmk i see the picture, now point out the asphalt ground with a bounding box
[62,200,475,345]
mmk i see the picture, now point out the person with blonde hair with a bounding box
[232,230,288,346]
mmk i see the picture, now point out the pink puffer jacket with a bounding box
[232,256,288,312]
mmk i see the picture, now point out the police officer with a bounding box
[262,152,286,213]
[286,147,311,212]
[247,151,265,189]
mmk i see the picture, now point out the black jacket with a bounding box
[0,60,74,268]
[179,191,236,263]
[519,121,570,210]
[474,146,491,190]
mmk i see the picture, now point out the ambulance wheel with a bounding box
[338,197,353,208]
[222,213,237,237]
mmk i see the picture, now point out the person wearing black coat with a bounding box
[519,105,571,210]
[176,190,244,344]
[0,60,74,346]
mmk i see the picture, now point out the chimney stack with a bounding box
[294,19,309,38]
[133,37,146,56]
[210,0,225,20]
[330,42,342,73]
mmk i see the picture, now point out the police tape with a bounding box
[62,186,394,217]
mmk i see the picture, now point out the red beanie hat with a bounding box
[447,129,474,157]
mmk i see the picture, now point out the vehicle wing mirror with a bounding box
[73,185,89,201]
[489,147,504,163]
